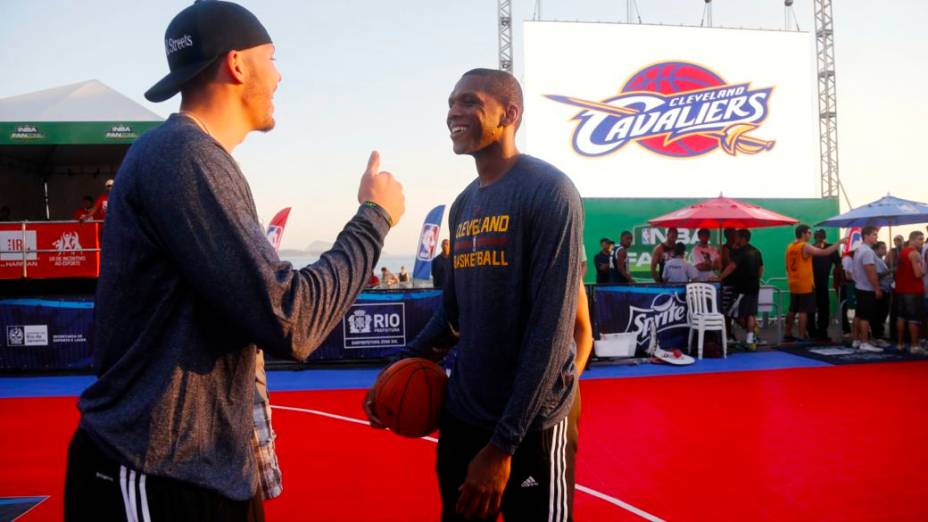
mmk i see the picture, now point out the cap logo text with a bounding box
[165,35,194,55]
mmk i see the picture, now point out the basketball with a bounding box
[623,61,724,157]
[371,357,447,438]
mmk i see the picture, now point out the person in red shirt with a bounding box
[72,195,95,220]
[894,230,926,353]
[79,178,113,222]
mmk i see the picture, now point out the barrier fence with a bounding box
[1,283,835,372]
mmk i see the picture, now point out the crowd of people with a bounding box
[836,227,928,354]
[364,238,451,289]
[591,223,928,353]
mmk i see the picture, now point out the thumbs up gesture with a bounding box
[358,151,404,227]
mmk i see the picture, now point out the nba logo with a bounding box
[418,224,439,261]
[844,227,863,254]
[266,225,282,251]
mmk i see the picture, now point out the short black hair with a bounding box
[814,228,826,238]
[462,68,524,112]
[874,241,887,251]
[697,228,710,237]
[673,242,686,257]
[737,229,751,241]
[795,224,810,238]
[862,225,879,237]
[82,195,94,204]
[181,55,226,97]
[620,230,632,239]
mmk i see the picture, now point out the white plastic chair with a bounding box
[757,286,781,343]
[685,283,728,359]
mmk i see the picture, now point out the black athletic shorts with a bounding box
[728,292,759,319]
[789,292,815,315]
[721,285,737,315]
[65,428,264,522]
[855,289,878,324]
[436,402,578,522]
[895,293,925,323]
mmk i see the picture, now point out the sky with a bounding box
[2,0,927,258]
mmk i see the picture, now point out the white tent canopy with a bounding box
[0,80,162,122]
[0,80,162,220]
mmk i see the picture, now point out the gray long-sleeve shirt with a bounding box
[409,155,582,454]
[77,114,389,501]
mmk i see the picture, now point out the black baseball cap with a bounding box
[145,1,272,102]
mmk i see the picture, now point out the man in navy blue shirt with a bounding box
[367,69,583,521]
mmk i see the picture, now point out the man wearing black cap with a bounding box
[64,2,404,520]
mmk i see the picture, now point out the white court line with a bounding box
[575,485,665,522]
[272,404,664,521]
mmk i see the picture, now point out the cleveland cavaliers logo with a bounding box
[546,61,775,158]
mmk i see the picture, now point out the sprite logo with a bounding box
[625,293,688,344]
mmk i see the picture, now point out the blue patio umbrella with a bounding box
[816,194,928,228]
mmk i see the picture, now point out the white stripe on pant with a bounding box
[120,465,151,522]
[548,417,568,522]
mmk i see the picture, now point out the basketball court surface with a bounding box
[1,352,926,521]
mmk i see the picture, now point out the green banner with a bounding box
[0,121,161,145]
[583,197,841,290]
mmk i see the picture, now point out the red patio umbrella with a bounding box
[648,195,798,229]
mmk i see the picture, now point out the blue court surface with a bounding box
[0,351,826,399]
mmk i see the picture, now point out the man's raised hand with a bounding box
[358,150,405,227]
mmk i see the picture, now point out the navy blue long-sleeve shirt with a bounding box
[409,155,582,454]
[77,114,390,500]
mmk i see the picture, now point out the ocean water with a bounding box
[280,254,419,275]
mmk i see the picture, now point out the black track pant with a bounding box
[436,400,578,522]
[811,284,831,338]
[65,428,264,522]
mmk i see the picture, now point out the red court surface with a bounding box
[2,362,927,521]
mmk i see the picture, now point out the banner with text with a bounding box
[524,22,818,198]
[0,297,95,370]
[593,285,695,353]
[0,222,100,279]
[304,290,442,361]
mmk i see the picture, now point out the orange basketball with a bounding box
[371,357,447,438]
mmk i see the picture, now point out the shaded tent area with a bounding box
[0,80,162,220]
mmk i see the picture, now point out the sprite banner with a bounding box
[583,197,840,290]
[593,285,692,352]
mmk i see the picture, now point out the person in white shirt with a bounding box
[851,226,883,352]
[691,228,721,282]
[662,242,700,283]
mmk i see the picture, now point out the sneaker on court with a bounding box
[873,339,891,348]
[909,345,928,356]
[858,342,883,353]
[851,340,861,349]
